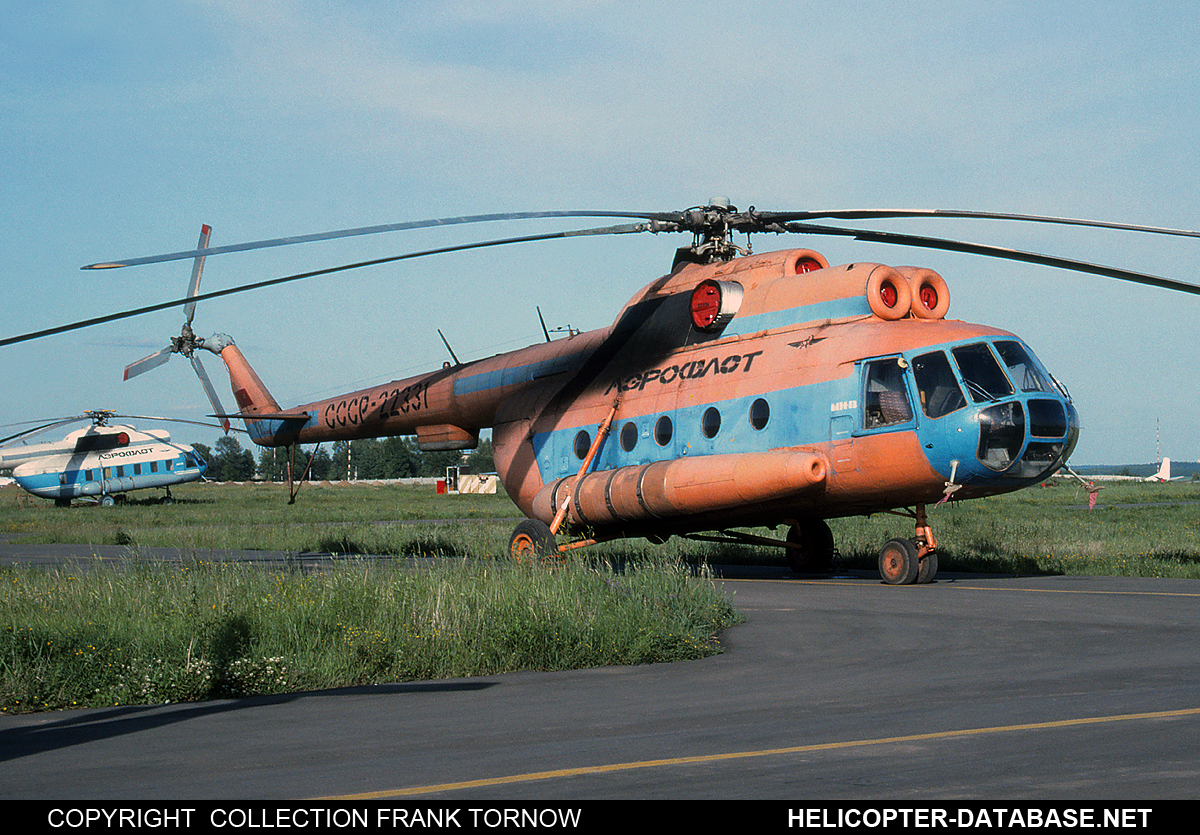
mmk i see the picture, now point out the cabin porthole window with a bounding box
[749,398,770,430]
[702,407,721,439]
[573,430,591,460]
[620,421,638,452]
[654,415,673,447]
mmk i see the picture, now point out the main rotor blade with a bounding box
[113,412,247,434]
[82,211,668,270]
[786,222,1200,295]
[190,355,231,434]
[123,345,173,381]
[82,206,1200,271]
[0,417,86,446]
[184,224,212,325]
[4,222,648,347]
[758,209,1200,240]
[12,217,1198,350]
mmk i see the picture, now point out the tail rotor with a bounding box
[123,224,231,433]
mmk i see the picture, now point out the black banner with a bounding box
[11,801,1188,834]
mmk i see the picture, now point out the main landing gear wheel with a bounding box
[509,519,559,565]
[786,520,835,574]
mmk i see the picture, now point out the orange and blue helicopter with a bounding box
[6,202,1198,582]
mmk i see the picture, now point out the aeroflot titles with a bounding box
[604,350,764,395]
[98,447,155,459]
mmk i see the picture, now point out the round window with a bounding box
[702,407,721,439]
[749,398,770,430]
[654,415,673,446]
[573,429,591,459]
[620,421,638,452]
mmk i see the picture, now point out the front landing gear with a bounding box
[879,538,920,584]
[878,503,938,585]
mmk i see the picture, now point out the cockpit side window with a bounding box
[862,358,913,429]
[952,343,1014,403]
[994,340,1055,393]
[912,351,967,419]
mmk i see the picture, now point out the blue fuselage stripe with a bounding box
[724,297,871,336]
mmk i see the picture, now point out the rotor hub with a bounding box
[673,201,757,265]
[172,323,199,358]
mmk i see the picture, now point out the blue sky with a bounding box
[2,1,1198,465]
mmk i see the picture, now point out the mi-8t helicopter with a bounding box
[0,410,213,506]
[7,202,1199,581]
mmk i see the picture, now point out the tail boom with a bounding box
[210,329,602,450]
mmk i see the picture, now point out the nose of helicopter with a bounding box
[973,396,1078,478]
[919,394,1078,495]
[908,338,1079,492]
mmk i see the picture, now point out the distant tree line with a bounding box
[191,436,495,482]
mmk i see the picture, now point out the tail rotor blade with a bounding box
[184,224,212,326]
[123,346,173,381]
[191,355,230,434]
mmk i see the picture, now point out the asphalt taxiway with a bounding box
[2,546,1198,799]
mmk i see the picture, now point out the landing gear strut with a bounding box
[878,503,938,584]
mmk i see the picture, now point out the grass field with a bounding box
[2,478,1196,713]
[2,477,1198,577]
[1,481,746,714]
[828,480,1200,578]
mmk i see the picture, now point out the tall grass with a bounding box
[1,556,740,714]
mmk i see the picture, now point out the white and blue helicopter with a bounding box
[0,410,222,506]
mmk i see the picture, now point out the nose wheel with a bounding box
[878,503,939,584]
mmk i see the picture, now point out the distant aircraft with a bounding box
[1061,457,1185,483]
[0,411,216,506]
[1145,458,1184,482]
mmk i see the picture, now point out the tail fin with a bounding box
[201,334,299,445]
[1145,458,1172,482]
[203,334,281,417]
